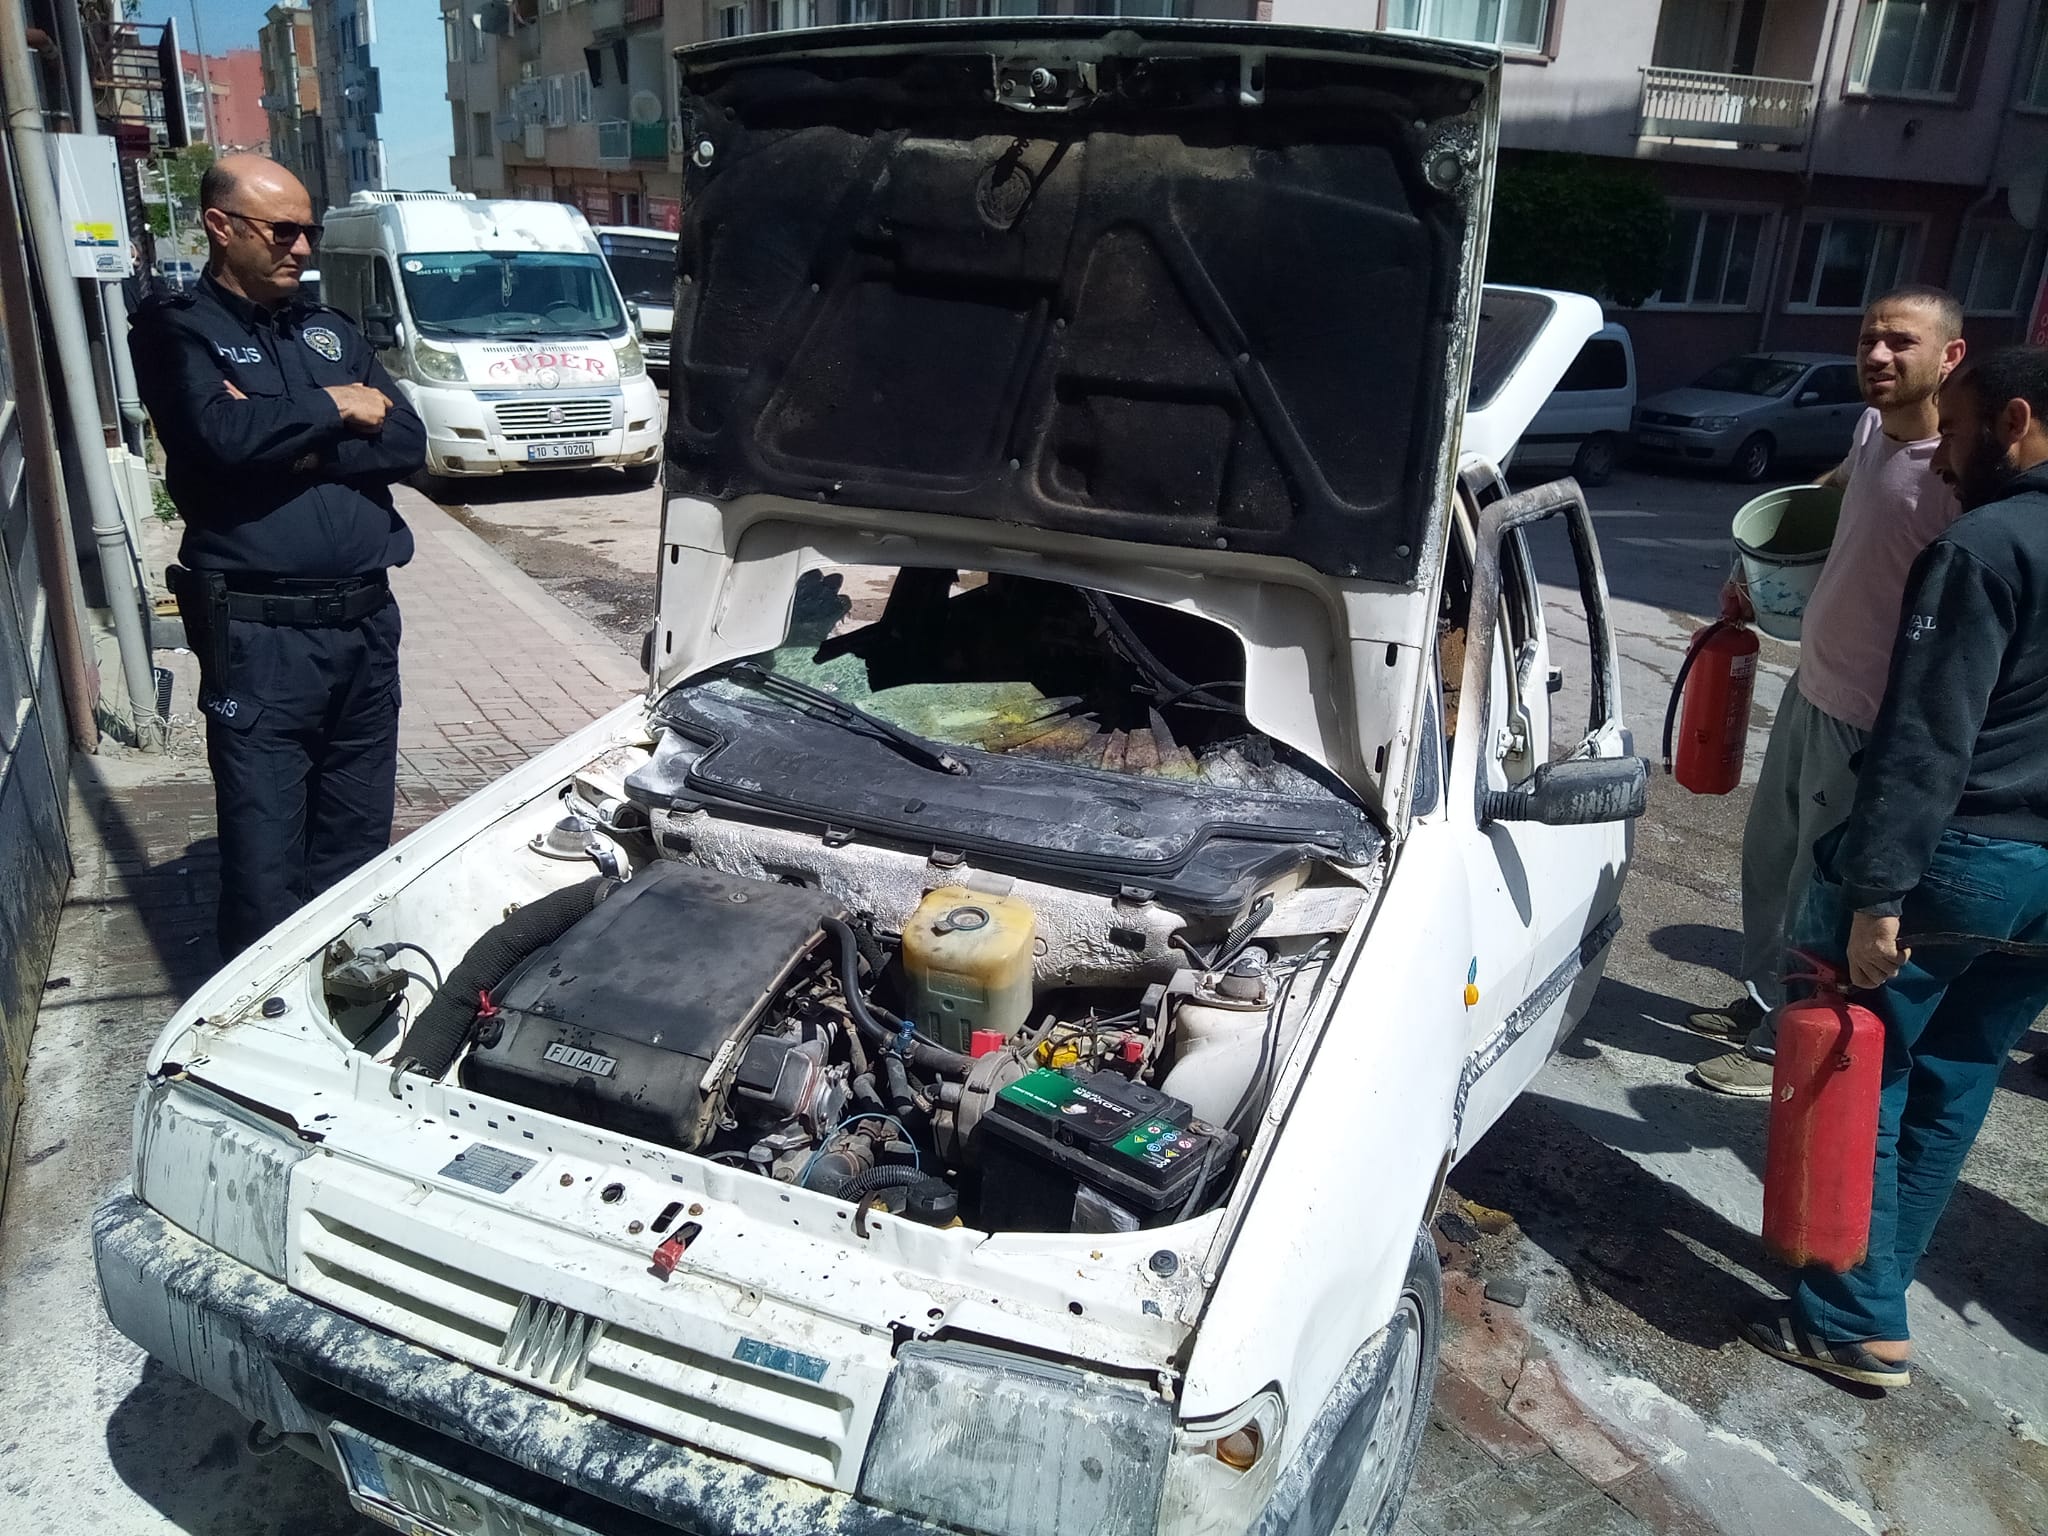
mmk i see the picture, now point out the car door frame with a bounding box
[1448,472,1637,1152]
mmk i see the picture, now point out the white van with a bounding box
[319,192,664,483]
[594,225,678,377]
[1494,292,1635,486]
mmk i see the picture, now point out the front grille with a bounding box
[1636,410,1689,428]
[296,1207,867,1488]
[494,399,615,439]
[641,338,670,364]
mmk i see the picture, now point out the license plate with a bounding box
[526,441,597,462]
[333,1426,598,1536]
[1636,430,1677,450]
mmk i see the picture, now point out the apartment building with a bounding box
[181,48,269,152]
[313,0,388,200]
[259,0,329,210]
[1274,0,2048,391]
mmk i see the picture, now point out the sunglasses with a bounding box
[223,210,324,249]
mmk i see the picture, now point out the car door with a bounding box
[1448,472,1640,1150]
[1810,363,1865,462]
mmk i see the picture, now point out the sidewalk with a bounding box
[0,488,644,1535]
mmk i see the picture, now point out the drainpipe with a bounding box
[101,285,148,455]
[2,0,163,747]
[0,136,100,753]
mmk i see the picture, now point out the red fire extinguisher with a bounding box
[1762,957,1884,1273]
[1661,619,1759,795]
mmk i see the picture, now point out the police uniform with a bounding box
[131,272,426,957]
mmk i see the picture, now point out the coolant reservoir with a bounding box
[901,887,1037,1054]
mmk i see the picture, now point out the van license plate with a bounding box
[333,1426,598,1536]
[526,442,596,462]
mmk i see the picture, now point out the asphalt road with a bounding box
[432,457,2048,1534]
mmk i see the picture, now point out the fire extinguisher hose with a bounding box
[1661,619,1740,774]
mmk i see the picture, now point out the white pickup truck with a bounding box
[93,19,1640,1536]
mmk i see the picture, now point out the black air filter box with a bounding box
[461,862,843,1148]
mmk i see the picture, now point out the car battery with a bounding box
[975,1068,1237,1232]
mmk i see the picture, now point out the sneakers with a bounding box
[1684,995,1765,1042]
[1691,1049,1776,1098]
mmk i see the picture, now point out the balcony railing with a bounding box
[598,117,668,164]
[1638,65,1814,148]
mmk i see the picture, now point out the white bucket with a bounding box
[1732,484,1842,642]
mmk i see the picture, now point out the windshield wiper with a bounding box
[720,662,969,777]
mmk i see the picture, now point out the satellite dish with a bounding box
[2010,158,2048,232]
[629,90,663,126]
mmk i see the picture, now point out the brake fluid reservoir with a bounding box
[901,887,1037,1054]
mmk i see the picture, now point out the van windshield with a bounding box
[600,239,676,307]
[397,251,626,339]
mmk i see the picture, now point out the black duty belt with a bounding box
[217,573,391,626]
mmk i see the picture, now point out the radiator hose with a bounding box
[391,875,614,1087]
[822,917,975,1078]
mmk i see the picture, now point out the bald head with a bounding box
[199,154,317,309]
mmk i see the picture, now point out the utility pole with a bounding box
[189,0,217,148]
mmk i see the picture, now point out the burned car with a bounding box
[93,20,1640,1536]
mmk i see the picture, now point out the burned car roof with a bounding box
[667,20,1498,586]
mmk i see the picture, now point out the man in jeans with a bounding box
[1688,288,1963,1096]
[1743,345,2048,1388]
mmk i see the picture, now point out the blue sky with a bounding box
[133,0,454,191]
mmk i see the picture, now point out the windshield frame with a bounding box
[599,238,678,308]
[1689,356,1808,399]
[397,249,630,341]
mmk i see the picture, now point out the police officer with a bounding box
[131,154,425,958]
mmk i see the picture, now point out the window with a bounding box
[548,74,567,128]
[1804,364,1863,404]
[543,0,563,13]
[474,110,494,157]
[2022,2,2048,111]
[1953,223,2037,314]
[1556,338,1630,394]
[399,250,627,338]
[450,100,468,156]
[573,69,592,123]
[445,17,462,61]
[992,0,1043,13]
[1069,1,1182,13]
[769,0,819,23]
[1386,0,1550,52]
[1787,217,1914,310]
[1655,208,1768,309]
[717,3,750,35]
[1848,0,1976,99]
[843,0,886,19]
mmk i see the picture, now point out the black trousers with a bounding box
[201,602,402,958]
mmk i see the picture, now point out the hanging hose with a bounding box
[391,876,614,1088]
[1660,619,1735,774]
[821,917,974,1078]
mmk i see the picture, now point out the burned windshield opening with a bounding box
[700,566,1317,792]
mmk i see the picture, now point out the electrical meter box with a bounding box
[52,135,132,281]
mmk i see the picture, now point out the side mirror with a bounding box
[363,308,399,350]
[625,300,642,338]
[1797,389,1821,406]
[1483,756,1646,827]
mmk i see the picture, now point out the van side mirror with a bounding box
[1797,389,1820,406]
[626,300,642,338]
[363,308,400,350]
[1482,756,1646,827]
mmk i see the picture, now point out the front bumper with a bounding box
[91,1193,945,1536]
[417,385,665,477]
[1628,421,1740,466]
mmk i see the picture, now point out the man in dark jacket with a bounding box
[1742,345,2048,1389]
[131,154,425,957]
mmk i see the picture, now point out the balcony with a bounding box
[597,117,667,164]
[1638,66,1814,149]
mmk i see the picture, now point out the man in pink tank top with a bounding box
[1688,287,1964,1096]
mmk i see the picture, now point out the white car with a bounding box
[93,20,1640,1536]
[595,225,678,376]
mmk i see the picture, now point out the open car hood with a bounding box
[666,19,1501,587]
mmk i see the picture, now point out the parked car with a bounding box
[91,21,1643,1536]
[595,225,678,377]
[1632,351,1862,483]
[1485,288,1634,487]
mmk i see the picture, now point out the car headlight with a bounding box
[132,1079,307,1281]
[617,336,646,377]
[1690,415,1738,432]
[859,1341,1173,1536]
[1157,1390,1287,1536]
[411,339,467,383]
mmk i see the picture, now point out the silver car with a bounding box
[1631,351,1862,483]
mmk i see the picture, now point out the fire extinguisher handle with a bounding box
[1662,620,1738,774]
[1898,931,2048,960]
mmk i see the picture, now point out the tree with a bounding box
[1485,155,1672,309]
[143,145,214,239]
